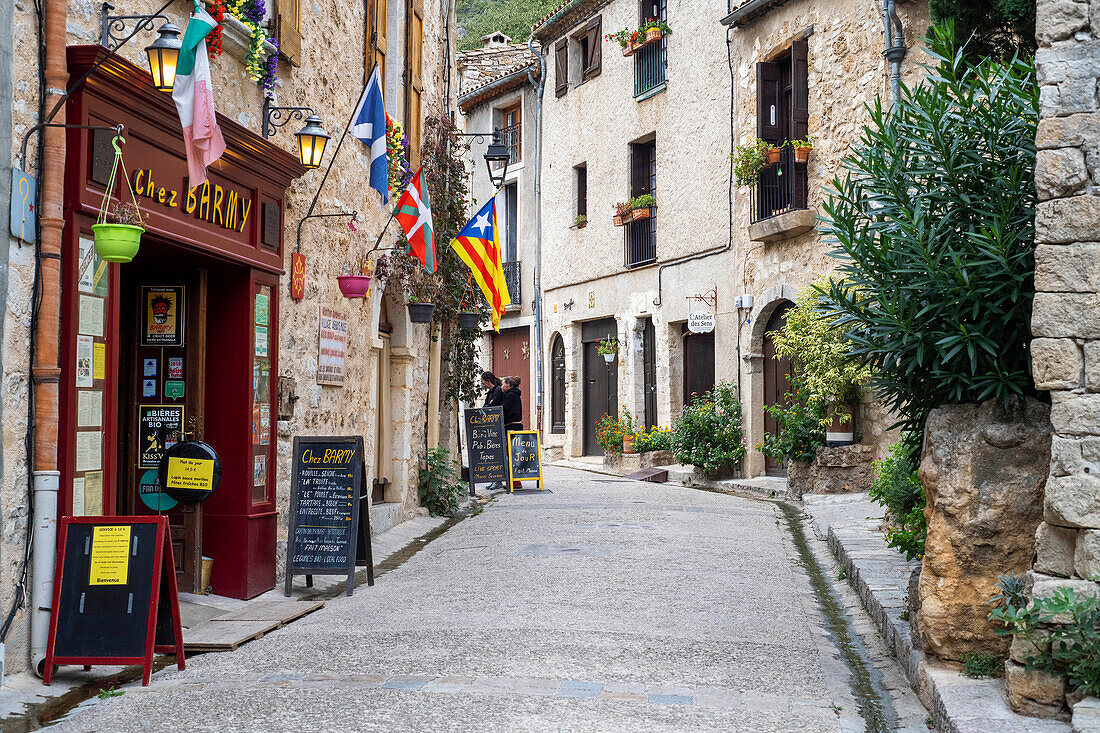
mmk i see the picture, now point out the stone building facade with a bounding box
[0,0,453,675]
[457,40,541,427]
[533,0,926,472]
[1011,0,1100,717]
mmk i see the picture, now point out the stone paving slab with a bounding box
[804,492,1072,733]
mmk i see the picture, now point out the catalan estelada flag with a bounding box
[450,195,510,331]
[395,167,435,273]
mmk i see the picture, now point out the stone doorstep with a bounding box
[803,494,1074,733]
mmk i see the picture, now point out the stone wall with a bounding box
[1011,0,1100,715]
[2,0,452,674]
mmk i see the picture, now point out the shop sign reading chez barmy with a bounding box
[317,307,347,387]
[132,169,252,234]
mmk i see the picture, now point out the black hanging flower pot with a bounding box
[407,302,435,323]
[457,312,480,330]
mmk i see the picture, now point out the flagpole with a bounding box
[298,82,372,251]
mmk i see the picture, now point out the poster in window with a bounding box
[140,285,185,347]
[253,453,267,487]
[75,430,102,472]
[75,335,93,388]
[77,237,108,296]
[317,307,347,386]
[78,295,105,337]
[138,404,185,468]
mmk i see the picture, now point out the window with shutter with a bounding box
[276,0,302,67]
[756,61,781,142]
[501,104,521,163]
[633,0,665,97]
[574,164,587,219]
[365,0,388,85]
[752,42,810,223]
[584,16,602,80]
[405,0,423,167]
[554,39,568,97]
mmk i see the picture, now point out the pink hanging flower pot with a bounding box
[337,274,371,298]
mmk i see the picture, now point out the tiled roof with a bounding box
[458,61,537,112]
[457,43,536,93]
[530,0,604,41]
[721,0,790,27]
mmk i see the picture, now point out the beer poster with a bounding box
[140,285,185,347]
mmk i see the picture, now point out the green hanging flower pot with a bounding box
[91,223,144,263]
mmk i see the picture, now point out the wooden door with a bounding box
[763,303,793,477]
[492,326,531,428]
[642,318,657,429]
[683,332,715,404]
[583,341,617,455]
[120,270,207,593]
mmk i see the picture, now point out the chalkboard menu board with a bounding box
[284,436,374,596]
[464,407,507,490]
[43,516,185,686]
[507,430,543,490]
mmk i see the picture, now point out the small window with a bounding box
[753,38,809,222]
[501,104,521,164]
[574,164,587,219]
[626,139,656,267]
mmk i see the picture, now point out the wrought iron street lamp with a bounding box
[458,128,512,188]
[262,99,330,169]
[100,2,181,93]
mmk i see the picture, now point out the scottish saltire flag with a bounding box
[450,195,510,331]
[171,6,225,187]
[350,65,389,205]
[396,167,435,273]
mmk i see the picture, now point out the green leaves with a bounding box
[669,383,747,477]
[818,24,1038,432]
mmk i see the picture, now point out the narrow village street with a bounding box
[46,466,926,732]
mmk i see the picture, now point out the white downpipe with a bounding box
[30,470,58,676]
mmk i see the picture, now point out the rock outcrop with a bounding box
[916,398,1053,661]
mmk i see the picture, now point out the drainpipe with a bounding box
[31,0,67,675]
[527,35,546,432]
[882,0,906,106]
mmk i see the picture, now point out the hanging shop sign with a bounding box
[506,430,544,491]
[317,307,347,386]
[11,168,36,243]
[284,436,374,596]
[132,170,253,234]
[138,404,184,468]
[290,252,306,301]
[464,407,508,490]
[140,285,186,347]
[43,515,185,687]
[158,440,223,504]
[688,312,715,334]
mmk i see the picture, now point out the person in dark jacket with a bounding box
[481,371,503,408]
[500,376,523,431]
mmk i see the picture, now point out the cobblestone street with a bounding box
[48,467,927,731]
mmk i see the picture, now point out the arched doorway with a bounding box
[550,334,566,434]
[762,302,794,476]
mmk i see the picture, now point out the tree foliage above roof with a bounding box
[928,0,1036,59]
[457,0,560,50]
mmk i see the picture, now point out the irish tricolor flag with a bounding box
[171,7,226,187]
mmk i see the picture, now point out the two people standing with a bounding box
[480,371,524,490]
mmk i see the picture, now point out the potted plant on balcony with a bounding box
[765,143,783,165]
[574,214,587,228]
[596,337,618,363]
[606,28,641,56]
[788,135,815,163]
[642,18,671,44]
[93,200,146,263]
[337,256,372,298]
[612,201,633,226]
[732,138,770,186]
[630,194,656,220]
[405,266,436,323]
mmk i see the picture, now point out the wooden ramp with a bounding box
[183,600,324,652]
[624,468,668,483]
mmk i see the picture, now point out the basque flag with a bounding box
[350,65,389,205]
[395,167,435,273]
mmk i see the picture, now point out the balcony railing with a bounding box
[502,123,521,164]
[625,209,656,268]
[633,39,665,98]
[503,260,521,310]
[751,146,808,224]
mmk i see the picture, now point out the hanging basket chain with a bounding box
[96,134,145,229]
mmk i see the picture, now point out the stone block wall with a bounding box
[1012,0,1100,715]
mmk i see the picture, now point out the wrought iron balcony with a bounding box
[634,38,666,98]
[503,260,521,310]
[625,210,656,268]
[750,146,809,224]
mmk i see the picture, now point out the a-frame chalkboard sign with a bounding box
[43,516,185,686]
[284,436,374,597]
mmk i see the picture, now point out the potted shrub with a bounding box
[732,138,770,186]
[337,257,372,298]
[642,18,671,44]
[93,201,145,263]
[630,193,656,220]
[606,28,639,56]
[825,402,856,445]
[574,214,587,228]
[596,337,618,363]
[612,201,633,227]
[765,144,783,165]
[788,136,814,163]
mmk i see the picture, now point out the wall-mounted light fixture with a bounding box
[100,2,181,93]
[458,128,512,188]
[262,98,331,169]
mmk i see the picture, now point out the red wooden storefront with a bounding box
[58,47,304,598]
